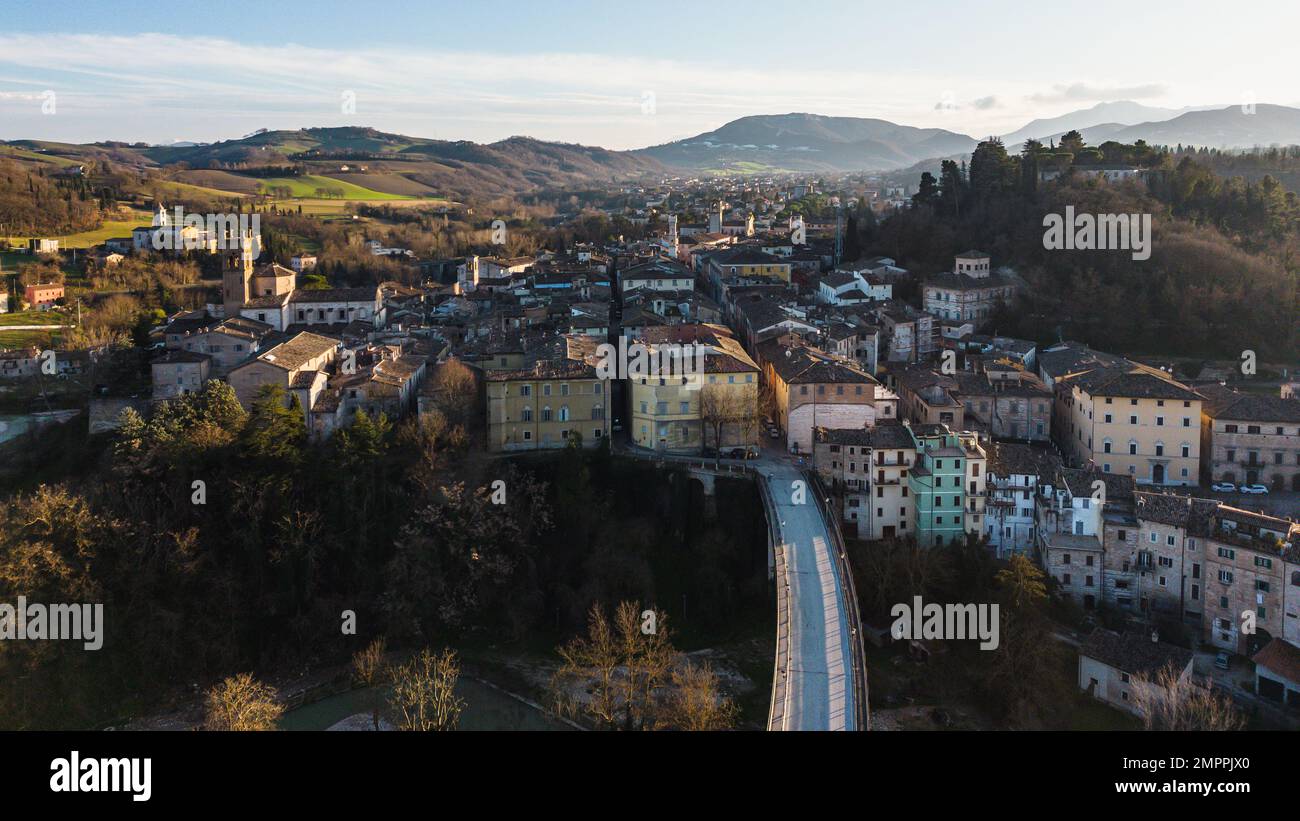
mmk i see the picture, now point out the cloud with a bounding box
[1028,82,1167,103]
[972,95,999,110]
[0,32,1015,148]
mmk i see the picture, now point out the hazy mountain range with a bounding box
[6,103,1300,195]
[637,104,1300,173]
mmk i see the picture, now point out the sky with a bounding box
[1,0,1297,149]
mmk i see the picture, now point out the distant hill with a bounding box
[1,127,665,198]
[1105,104,1300,149]
[635,113,977,172]
[1001,101,1206,146]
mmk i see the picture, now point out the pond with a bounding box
[278,678,573,731]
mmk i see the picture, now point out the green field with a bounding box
[256,174,413,201]
[0,328,63,349]
[2,213,152,249]
[0,310,69,327]
[0,145,82,167]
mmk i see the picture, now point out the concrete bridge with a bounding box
[613,446,868,730]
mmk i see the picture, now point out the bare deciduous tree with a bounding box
[659,660,739,731]
[389,647,466,731]
[430,359,478,429]
[552,601,734,731]
[352,636,388,731]
[699,384,755,453]
[1131,666,1246,731]
[203,673,283,731]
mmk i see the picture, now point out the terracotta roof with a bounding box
[1252,638,1300,683]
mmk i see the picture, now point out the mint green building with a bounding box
[908,424,970,547]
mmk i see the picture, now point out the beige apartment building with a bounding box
[813,421,917,540]
[1056,364,1202,486]
[1199,384,1300,491]
[1201,507,1299,655]
[485,358,609,452]
[627,335,758,452]
[755,337,898,454]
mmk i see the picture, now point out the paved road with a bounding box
[764,459,855,731]
[610,441,858,730]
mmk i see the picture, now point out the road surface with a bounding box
[764,459,855,731]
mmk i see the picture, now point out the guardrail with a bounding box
[804,469,870,731]
[759,476,792,731]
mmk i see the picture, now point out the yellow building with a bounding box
[627,335,759,452]
[1056,364,1202,486]
[706,248,793,283]
[485,358,609,451]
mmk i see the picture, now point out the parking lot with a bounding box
[1199,488,1300,521]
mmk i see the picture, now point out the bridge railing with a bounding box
[758,473,791,731]
[804,469,870,731]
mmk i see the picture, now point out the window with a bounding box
[521,407,533,422]
[559,406,569,422]
[541,407,552,422]
[1218,570,1234,584]
[520,385,532,397]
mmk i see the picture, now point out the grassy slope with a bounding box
[2,213,153,248]
[255,174,414,200]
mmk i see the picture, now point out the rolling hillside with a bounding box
[635,113,977,172]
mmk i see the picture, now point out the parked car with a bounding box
[1240,484,1270,495]
[1214,651,1231,671]
[769,427,781,439]
[1210,482,1237,493]
[728,447,758,460]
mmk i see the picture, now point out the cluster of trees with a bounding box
[0,376,765,729]
[202,638,468,732]
[858,136,1298,361]
[852,538,1068,724]
[551,601,738,731]
[0,159,104,236]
